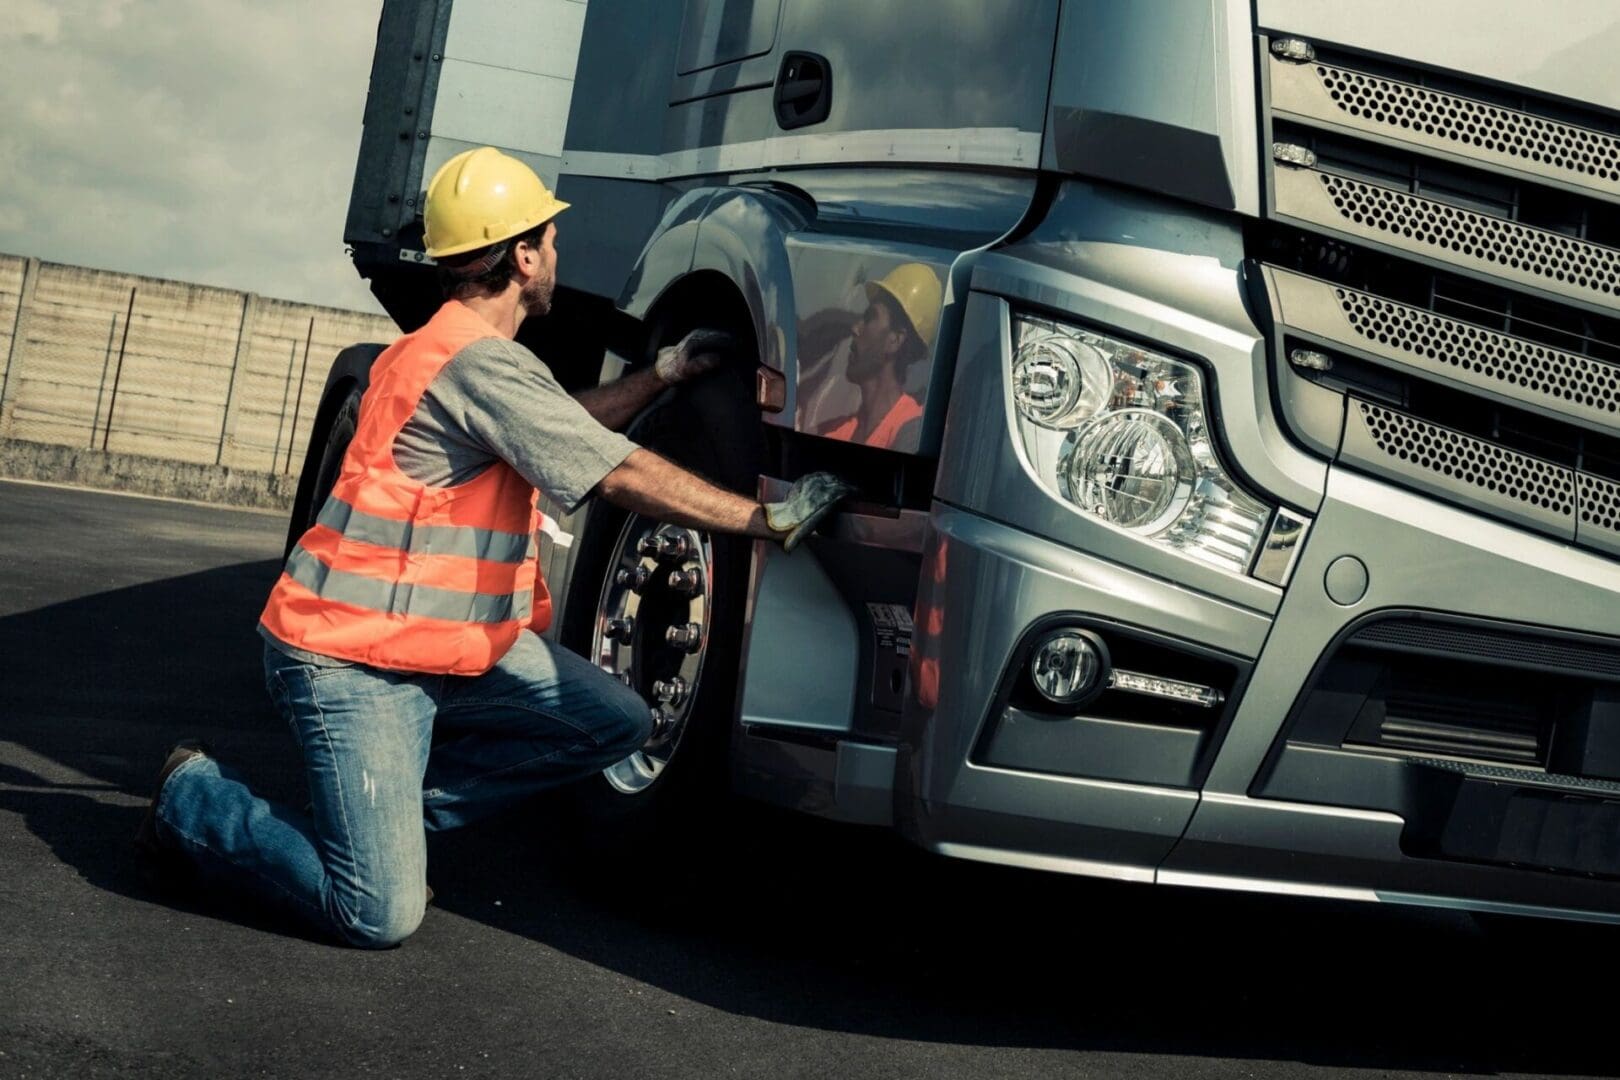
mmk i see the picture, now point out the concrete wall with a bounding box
[0,253,396,480]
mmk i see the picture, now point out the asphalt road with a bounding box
[1,478,1616,1079]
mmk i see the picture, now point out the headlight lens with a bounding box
[1011,313,1273,577]
[1011,330,1112,428]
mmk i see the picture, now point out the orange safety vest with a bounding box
[825,392,923,449]
[260,300,552,676]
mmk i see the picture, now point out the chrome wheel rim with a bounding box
[592,516,713,795]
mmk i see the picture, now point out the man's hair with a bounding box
[435,222,550,300]
[871,293,930,370]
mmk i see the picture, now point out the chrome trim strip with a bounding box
[934,842,1156,884]
[561,127,1043,180]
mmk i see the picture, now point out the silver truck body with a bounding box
[320,0,1620,923]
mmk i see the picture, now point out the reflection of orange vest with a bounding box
[260,301,551,676]
[826,393,923,449]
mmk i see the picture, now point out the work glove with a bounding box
[655,328,735,386]
[763,472,857,553]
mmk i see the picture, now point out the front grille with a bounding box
[1261,37,1620,545]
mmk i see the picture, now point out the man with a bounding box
[804,262,943,450]
[133,147,851,948]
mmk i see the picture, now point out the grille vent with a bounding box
[1316,64,1620,185]
[1320,172,1620,298]
[1272,164,1620,314]
[1354,400,1575,514]
[1340,290,1620,414]
[1353,618,1620,679]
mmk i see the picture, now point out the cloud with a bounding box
[3,0,62,44]
[0,0,386,314]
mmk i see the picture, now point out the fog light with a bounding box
[1029,630,1109,706]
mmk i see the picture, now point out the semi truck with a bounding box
[291,0,1620,923]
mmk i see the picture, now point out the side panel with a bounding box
[774,0,1056,141]
[1044,0,1260,215]
[421,0,589,194]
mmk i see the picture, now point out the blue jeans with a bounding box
[155,632,652,948]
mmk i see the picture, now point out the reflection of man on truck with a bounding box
[809,263,942,450]
[132,148,852,949]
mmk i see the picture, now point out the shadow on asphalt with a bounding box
[6,560,1620,1075]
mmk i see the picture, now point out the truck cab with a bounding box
[295,0,1620,924]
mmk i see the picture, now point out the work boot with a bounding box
[132,740,208,886]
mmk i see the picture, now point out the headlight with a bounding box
[1011,312,1273,577]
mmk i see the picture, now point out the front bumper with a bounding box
[902,469,1620,921]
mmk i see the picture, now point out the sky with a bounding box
[0,0,386,313]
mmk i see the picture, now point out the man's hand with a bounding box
[654,328,735,386]
[763,472,857,553]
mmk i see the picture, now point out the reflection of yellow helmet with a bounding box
[865,262,943,347]
[423,147,570,259]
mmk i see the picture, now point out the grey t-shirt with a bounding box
[263,335,638,666]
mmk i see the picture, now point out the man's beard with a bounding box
[520,273,555,316]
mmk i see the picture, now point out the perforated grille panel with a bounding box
[1267,52,1620,204]
[1340,398,1578,537]
[1315,64,1620,185]
[1356,400,1574,512]
[1321,173,1620,298]
[1336,289,1617,410]
[1578,472,1620,556]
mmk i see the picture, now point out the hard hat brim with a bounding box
[425,200,570,260]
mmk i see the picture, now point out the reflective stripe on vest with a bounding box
[284,544,534,625]
[315,497,533,564]
[259,300,554,676]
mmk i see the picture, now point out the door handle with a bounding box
[775,52,831,130]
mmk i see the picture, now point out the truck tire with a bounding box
[283,383,361,558]
[560,367,763,845]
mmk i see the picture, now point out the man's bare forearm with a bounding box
[574,367,666,431]
[596,449,774,538]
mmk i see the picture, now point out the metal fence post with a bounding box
[100,286,138,452]
[215,292,254,465]
[90,310,121,447]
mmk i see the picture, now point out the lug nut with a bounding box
[616,566,650,591]
[650,707,674,738]
[605,616,635,642]
[667,568,703,595]
[662,534,691,559]
[665,622,702,652]
[636,534,668,557]
[652,676,689,708]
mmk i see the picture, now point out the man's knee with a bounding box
[336,894,425,950]
[601,688,654,758]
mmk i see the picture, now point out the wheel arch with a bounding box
[284,342,385,555]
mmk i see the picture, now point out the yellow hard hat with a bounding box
[423,147,569,259]
[865,262,943,348]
